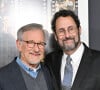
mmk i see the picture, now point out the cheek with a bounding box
[56,35,64,41]
[56,37,64,45]
[59,36,63,40]
[20,46,29,56]
[74,33,80,41]
[20,46,26,52]
[41,48,45,54]
[39,49,45,59]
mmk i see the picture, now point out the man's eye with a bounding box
[27,41,33,44]
[60,29,64,32]
[68,27,73,30]
[39,42,46,46]
[58,30,64,33]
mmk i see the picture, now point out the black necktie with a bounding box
[62,56,73,90]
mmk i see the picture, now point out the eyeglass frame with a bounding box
[20,40,46,49]
[56,26,78,36]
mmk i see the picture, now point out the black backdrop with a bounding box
[89,0,100,51]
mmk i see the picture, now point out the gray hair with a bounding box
[17,23,45,40]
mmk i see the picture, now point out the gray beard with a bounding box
[61,40,79,51]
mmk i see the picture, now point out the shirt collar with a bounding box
[63,43,84,63]
[71,43,84,63]
[16,57,41,72]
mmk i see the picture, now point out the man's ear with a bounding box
[16,40,22,51]
[79,26,81,35]
[54,33,57,41]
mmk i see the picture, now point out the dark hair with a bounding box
[51,9,80,33]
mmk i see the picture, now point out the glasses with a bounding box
[21,40,46,48]
[56,26,77,36]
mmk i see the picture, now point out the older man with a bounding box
[0,23,58,90]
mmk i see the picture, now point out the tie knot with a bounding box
[66,56,72,63]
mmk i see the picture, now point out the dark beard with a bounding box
[60,37,80,51]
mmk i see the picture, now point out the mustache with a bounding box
[63,37,74,41]
[29,51,40,54]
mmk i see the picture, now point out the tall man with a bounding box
[0,23,58,90]
[45,10,100,90]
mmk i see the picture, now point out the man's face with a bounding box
[16,29,45,67]
[55,16,81,53]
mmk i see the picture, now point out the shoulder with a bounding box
[84,44,100,67]
[85,46,100,57]
[83,43,100,57]
[88,49,100,75]
[46,50,63,58]
[0,58,18,75]
[45,50,63,69]
[41,62,54,79]
[45,50,62,63]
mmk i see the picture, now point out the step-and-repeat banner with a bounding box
[0,0,88,67]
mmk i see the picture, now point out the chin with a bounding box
[28,59,40,64]
[32,60,41,64]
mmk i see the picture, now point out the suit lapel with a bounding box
[54,50,63,89]
[72,45,93,90]
[41,63,54,90]
[10,59,27,90]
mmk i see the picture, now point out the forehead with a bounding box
[22,29,45,41]
[56,16,76,27]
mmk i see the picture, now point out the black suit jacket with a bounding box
[0,58,58,90]
[45,43,100,90]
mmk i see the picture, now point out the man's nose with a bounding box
[33,44,40,52]
[64,30,70,38]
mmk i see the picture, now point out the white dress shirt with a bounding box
[61,43,84,85]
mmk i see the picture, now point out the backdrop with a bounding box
[0,0,89,67]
